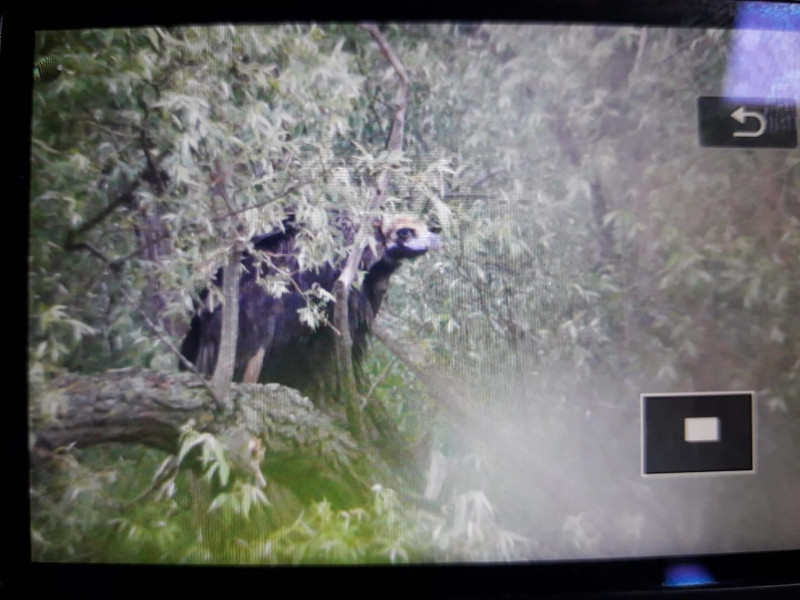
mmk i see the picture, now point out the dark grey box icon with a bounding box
[642,392,754,475]
[697,97,797,148]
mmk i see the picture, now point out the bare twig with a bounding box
[470,167,507,189]
[117,286,222,407]
[209,182,308,222]
[363,358,398,405]
[76,116,141,138]
[62,239,113,263]
[70,181,140,239]
[114,230,172,264]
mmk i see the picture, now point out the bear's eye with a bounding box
[396,227,414,240]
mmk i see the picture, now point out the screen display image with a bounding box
[27,15,800,568]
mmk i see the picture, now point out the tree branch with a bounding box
[332,24,411,440]
[209,182,308,222]
[32,370,213,453]
[30,370,407,502]
[371,313,471,423]
[69,180,140,241]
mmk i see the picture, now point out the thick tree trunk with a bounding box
[29,369,407,501]
[211,245,243,411]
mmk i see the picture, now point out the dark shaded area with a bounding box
[180,215,441,403]
[5,1,741,31]
[9,551,800,599]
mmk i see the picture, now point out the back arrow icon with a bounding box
[731,106,766,137]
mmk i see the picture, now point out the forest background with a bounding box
[28,22,800,564]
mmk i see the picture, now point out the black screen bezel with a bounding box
[5,2,800,597]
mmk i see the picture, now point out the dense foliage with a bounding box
[29,23,800,563]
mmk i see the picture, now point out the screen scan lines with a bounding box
[25,17,800,566]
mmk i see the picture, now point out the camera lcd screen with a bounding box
[27,12,800,567]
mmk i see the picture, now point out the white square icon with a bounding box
[684,417,720,443]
